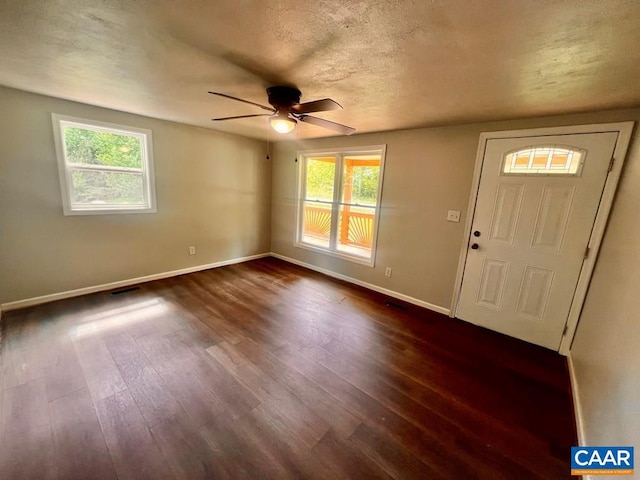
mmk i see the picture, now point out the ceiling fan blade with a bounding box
[298,115,356,135]
[212,114,272,121]
[208,92,275,112]
[291,98,342,114]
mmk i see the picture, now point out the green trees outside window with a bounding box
[64,127,145,205]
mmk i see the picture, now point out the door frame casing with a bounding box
[450,122,634,355]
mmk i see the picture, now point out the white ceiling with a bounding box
[2,1,640,140]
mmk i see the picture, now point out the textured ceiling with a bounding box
[1,0,640,140]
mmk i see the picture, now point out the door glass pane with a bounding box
[301,201,332,248]
[340,156,381,205]
[532,152,548,168]
[337,205,375,257]
[305,157,336,201]
[550,153,569,167]
[503,146,583,175]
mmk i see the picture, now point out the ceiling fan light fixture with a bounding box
[269,112,297,134]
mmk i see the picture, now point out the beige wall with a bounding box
[0,87,271,304]
[2,83,639,452]
[271,108,640,456]
[271,108,640,310]
[271,127,476,309]
[570,130,640,453]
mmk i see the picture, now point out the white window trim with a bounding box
[295,145,386,267]
[52,113,157,216]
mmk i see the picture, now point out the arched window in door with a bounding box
[502,146,584,176]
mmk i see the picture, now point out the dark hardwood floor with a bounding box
[0,257,577,479]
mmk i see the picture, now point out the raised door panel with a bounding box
[489,183,525,245]
[530,185,575,252]
[476,259,509,310]
[516,266,554,321]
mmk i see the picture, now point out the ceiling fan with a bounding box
[209,86,356,135]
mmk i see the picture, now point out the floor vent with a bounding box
[110,286,140,296]
[386,301,408,310]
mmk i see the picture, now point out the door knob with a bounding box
[471,243,479,250]
[473,231,481,237]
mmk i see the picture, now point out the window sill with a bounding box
[62,205,157,216]
[294,241,375,267]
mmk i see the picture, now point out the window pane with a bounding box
[301,201,332,248]
[341,156,381,206]
[514,153,529,167]
[503,147,582,175]
[64,126,143,169]
[305,157,335,201]
[337,205,375,258]
[296,147,385,264]
[70,170,145,206]
[550,153,569,167]
[532,152,548,168]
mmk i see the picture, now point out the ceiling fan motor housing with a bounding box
[267,86,302,111]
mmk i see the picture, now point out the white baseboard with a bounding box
[568,353,593,480]
[0,253,270,312]
[568,353,587,446]
[567,352,593,480]
[270,253,450,316]
[1,252,450,318]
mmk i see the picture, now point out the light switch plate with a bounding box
[447,210,461,222]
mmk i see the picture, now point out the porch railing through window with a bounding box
[303,204,375,248]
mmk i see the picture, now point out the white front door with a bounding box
[457,132,618,350]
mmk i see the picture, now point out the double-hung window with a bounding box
[296,145,386,266]
[52,114,157,215]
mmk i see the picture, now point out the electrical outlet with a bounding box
[447,210,461,223]
[188,246,196,255]
[385,267,392,277]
